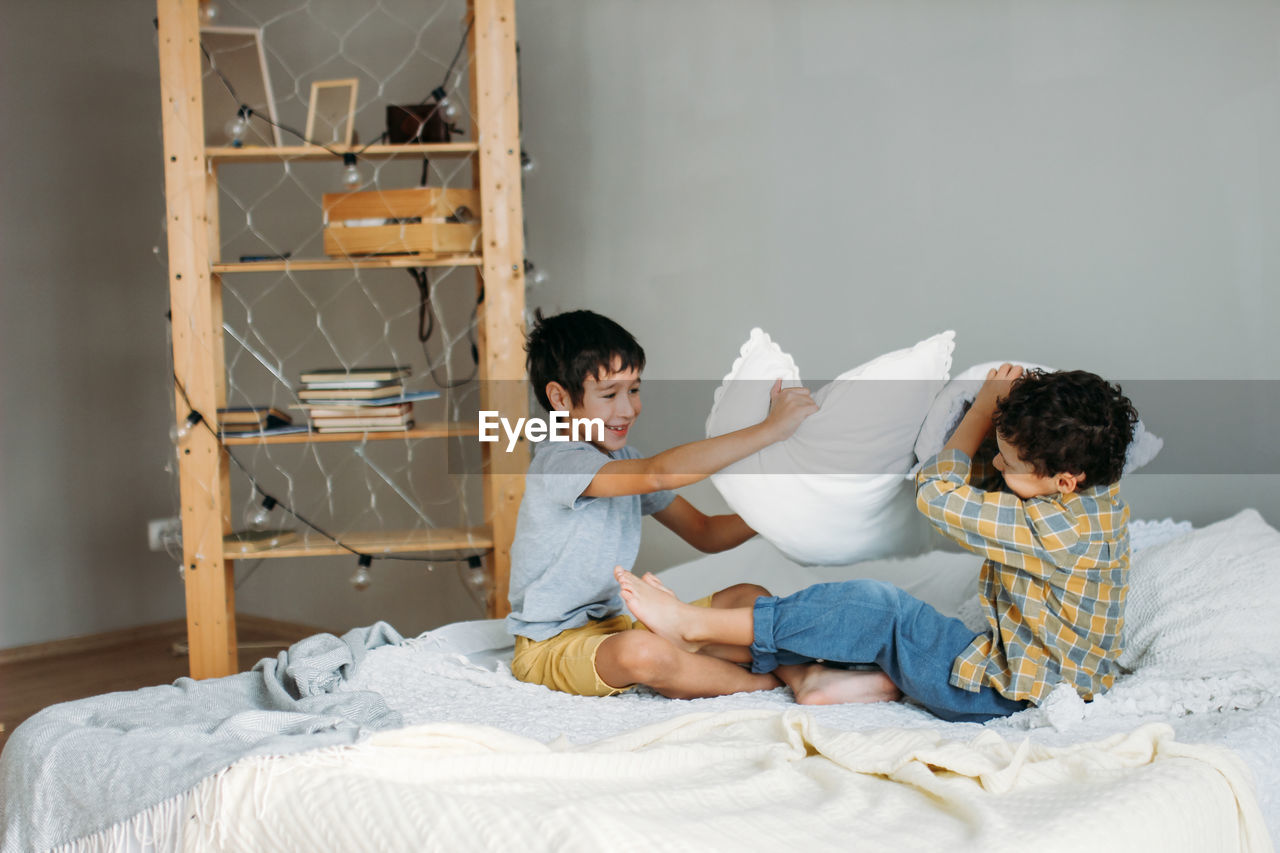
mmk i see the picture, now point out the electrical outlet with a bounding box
[148,517,182,552]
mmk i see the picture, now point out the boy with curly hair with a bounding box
[618,364,1138,722]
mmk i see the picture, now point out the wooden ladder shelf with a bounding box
[156,0,528,678]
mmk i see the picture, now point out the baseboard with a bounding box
[0,615,328,666]
[0,619,188,666]
[234,613,330,639]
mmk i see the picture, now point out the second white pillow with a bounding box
[706,328,954,565]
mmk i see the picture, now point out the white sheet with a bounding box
[189,713,1266,853]
[333,518,1280,848]
[51,518,1280,851]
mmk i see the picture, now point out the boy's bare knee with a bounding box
[599,631,678,684]
[712,583,771,609]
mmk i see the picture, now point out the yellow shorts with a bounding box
[512,594,714,697]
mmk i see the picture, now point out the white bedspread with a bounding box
[189,711,1266,853]
[30,519,1279,852]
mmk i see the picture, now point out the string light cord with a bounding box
[167,13,490,584]
[420,19,474,107]
[406,268,481,388]
[170,373,487,567]
[201,20,473,160]
[200,17,482,386]
[427,295,481,388]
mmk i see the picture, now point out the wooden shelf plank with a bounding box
[207,142,479,163]
[244,526,493,559]
[221,421,478,446]
[212,254,482,273]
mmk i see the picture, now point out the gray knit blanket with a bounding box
[0,622,405,853]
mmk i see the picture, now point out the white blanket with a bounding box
[188,711,1267,853]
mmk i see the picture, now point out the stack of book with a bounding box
[296,366,438,433]
[217,407,296,437]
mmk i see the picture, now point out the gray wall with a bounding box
[514,0,1280,573]
[2,0,1277,648]
[1,2,182,647]
[0,0,490,648]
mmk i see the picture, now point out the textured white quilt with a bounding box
[40,519,1280,852]
[188,711,1266,853]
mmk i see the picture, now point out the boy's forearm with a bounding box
[943,401,995,460]
[695,513,757,553]
[645,421,782,490]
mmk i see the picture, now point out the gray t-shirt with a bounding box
[505,441,676,641]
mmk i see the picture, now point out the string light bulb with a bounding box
[524,260,548,288]
[465,555,487,592]
[171,411,203,443]
[431,86,459,121]
[245,496,278,532]
[224,107,250,147]
[520,150,537,175]
[350,555,373,591]
[197,1,219,25]
[341,153,362,189]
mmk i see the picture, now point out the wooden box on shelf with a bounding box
[321,187,480,257]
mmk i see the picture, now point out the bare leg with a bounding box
[616,567,755,651]
[594,630,780,699]
[704,582,769,663]
[775,664,901,706]
[637,573,768,611]
[638,575,766,664]
[617,569,899,705]
[709,581,771,609]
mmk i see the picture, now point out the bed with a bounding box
[2,513,1278,852]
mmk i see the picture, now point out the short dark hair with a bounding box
[992,369,1138,486]
[525,309,646,411]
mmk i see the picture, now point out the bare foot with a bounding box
[641,572,677,596]
[615,566,702,653]
[777,664,902,706]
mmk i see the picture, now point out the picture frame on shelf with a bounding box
[305,78,359,147]
[200,26,281,147]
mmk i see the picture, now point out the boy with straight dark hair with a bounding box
[507,309,827,700]
[618,364,1139,722]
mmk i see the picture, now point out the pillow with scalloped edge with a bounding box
[909,360,1163,478]
[705,328,955,566]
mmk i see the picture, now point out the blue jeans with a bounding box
[750,580,1028,723]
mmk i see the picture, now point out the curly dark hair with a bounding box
[525,309,646,411]
[991,369,1139,487]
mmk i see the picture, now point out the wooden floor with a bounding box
[0,621,317,754]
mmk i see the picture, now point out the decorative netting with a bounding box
[158,0,531,603]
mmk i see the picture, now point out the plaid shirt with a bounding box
[915,447,1130,705]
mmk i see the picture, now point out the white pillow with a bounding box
[705,328,954,565]
[1118,509,1280,676]
[910,360,1164,477]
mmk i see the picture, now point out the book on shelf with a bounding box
[299,366,411,384]
[303,403,412,419]
[297,389,441,407]
[315,421,416,434]
[220,424,311,439]
[299,379,403,390]
[217,407,292,426]
[311,413,414,430]
[217,407,298,438]
[297,384,406,401]
[223,528,299,553]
